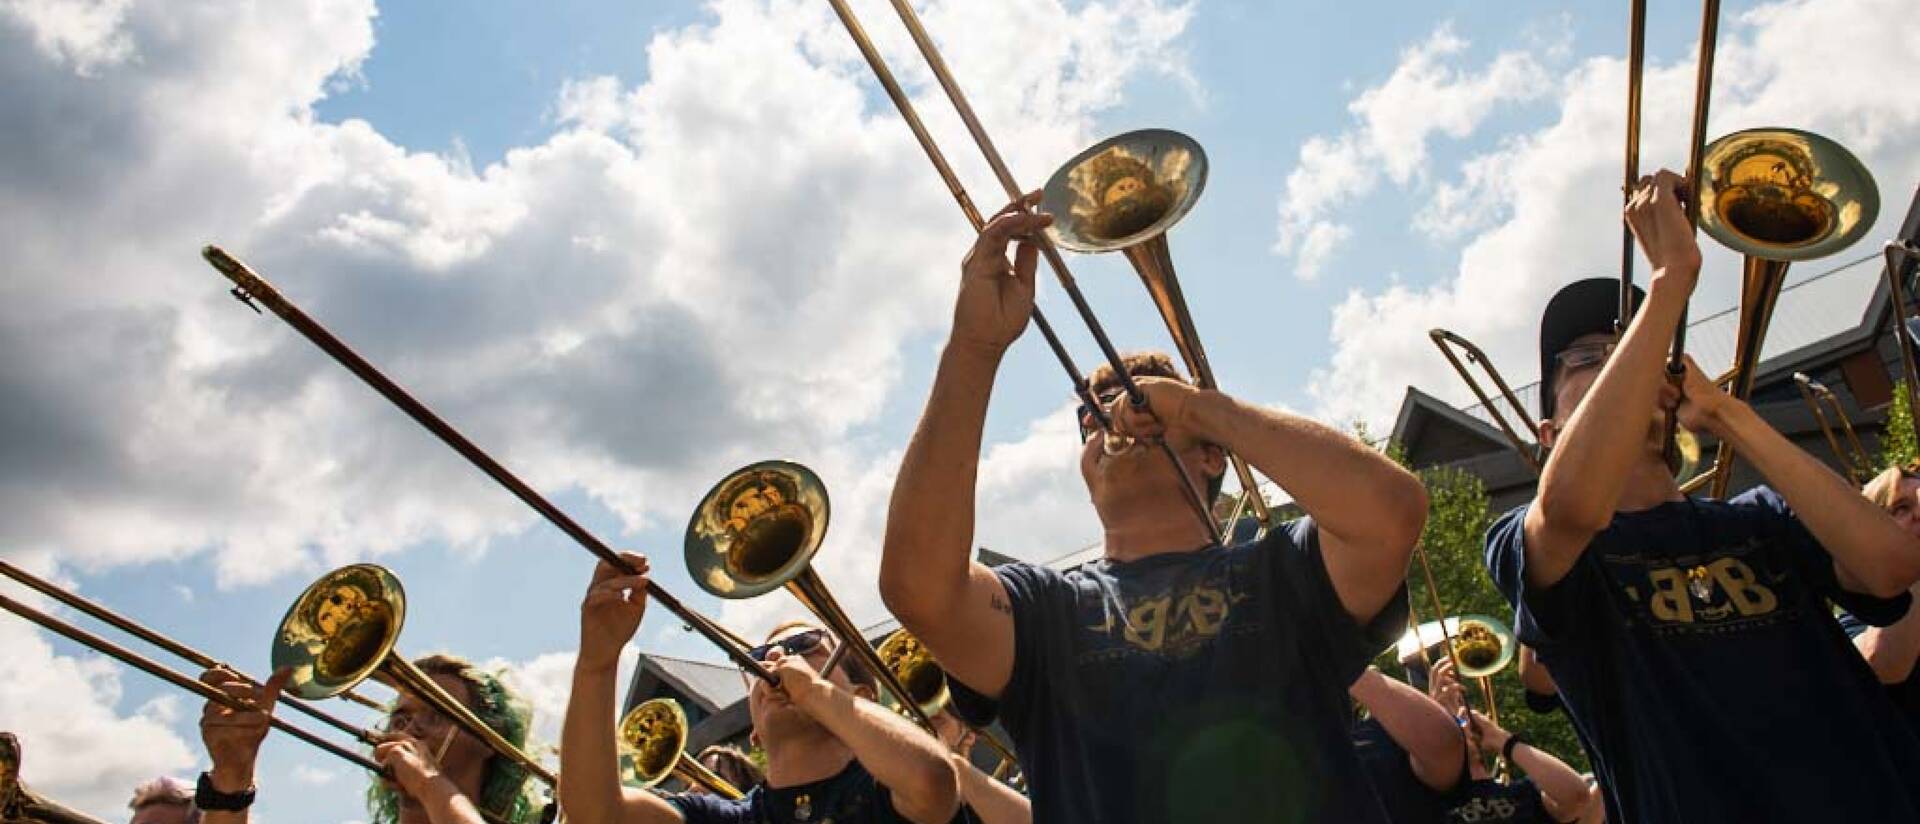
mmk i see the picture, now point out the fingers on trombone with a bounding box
[590,552,649,583]
[978,209,1053,255]
[585,573,650,608]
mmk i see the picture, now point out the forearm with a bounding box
[881,341,1001,619]
[1712,402,1920,595]
[1528,274,1690,580]
[1350,670,1463,790]
[1189,391,1424,548]
[414,776,487,824]
[202,763,256,824]
[1512,742,1592,821]
[798,683,958,822]
[559,656,628,824]
[1856,591,1920,681]
[955,756,1030,824]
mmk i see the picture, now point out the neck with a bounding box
[1614,454,1685,512]
[1101,511,1215,563]
[762,730,855,789]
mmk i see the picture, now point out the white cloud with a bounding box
[1308,0,1920,431]
[291,764,339,786]
[0,0,1193,588]
[0,615,195,817]
[1272,23,1554,280]
[488,646,637,769]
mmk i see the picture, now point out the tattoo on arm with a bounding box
[990,593,1012,615]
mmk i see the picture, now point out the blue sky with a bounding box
[3,0,1917,820]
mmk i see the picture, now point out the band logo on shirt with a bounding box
[1087,579,1250,657]
[1449,795,1519,822]
[1609,544,1791,632]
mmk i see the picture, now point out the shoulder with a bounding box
[667,789,757,822]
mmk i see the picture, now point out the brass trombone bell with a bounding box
[619,699,743,798]
[1041,129,1205,254]
[685,460,831,599]
[1449,614,1517,679]
[1699,128,1878,261]
[877,629,948,719]
[273,564,557,786]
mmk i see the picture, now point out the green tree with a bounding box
[1376,453,1591,772]
[1881,380,1916,469]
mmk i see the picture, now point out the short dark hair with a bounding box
[1086,351,1226,502]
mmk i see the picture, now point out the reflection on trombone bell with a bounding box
[1395,615,1518,681]
[685,461,945,738]
[1689,128,1879,498]
[1,733,106,824]
[1793,373,1873,485]
[619,699,744,799]
[1041,129,1274,539]
[876,629,1023,788]
[273,564,558,787]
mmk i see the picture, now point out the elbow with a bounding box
[896,756,961,824]
[1387,476,1429,552]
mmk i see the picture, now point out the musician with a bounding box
[925,711,1030,824]
[689,746,763,796]
[878,198,1427,822]
[1483,169,1920,822]
[560,554,960,824]
[1425,659,1595,824]
[127,776,199,824]
[1348,665,1466,824]
[194,658,540,824]
[1844,465,1920,732]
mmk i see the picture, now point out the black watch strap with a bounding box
[195,771,257,811]
[1501,733,1527,764]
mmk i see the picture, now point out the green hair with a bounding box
[367,654,544,824]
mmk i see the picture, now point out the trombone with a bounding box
[1427,329,1542,472]
[876,629,1022,786]
[202,247,779,686]
[272,564,556,786]
[1793,373,1872,485]
[619,699,743,799]
[822,0,1228,545]
[2,733,108,824]
[1618,1,1879,495]
[684,461,945,734]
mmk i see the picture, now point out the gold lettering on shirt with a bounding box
[1648,567,1694,623]
[1710,557,1778,616]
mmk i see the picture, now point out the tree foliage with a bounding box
[1881,380,1916,469]
[1377,451,1592,772]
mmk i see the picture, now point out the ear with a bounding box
[749,730,761,748]
[851,683,878,702]
[1200,443,1226,477]
[1537,418,1560,451]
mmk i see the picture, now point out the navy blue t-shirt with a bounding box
[1444,778,1553,824]
[949,518,1407,823]
[667,761,953,823]
[1351,716,1457,824]
[1484,486,1920,822]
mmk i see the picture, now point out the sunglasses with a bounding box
[746,628,829,663]
[1076,388,1126,442]
[1554,341,1618,376]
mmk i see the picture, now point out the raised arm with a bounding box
[1524,170,1700,589]
[196,666,292,824]
[1677,363,1920,597]
[1349,666,1466,792]
[1467,711,1594,822]
[1856,592,1920,682]
[559,554,685,824]
[1112,378,1425,622]
[766,650,960,824]
[373,733,488,824]
[879,203,1051,698]
[955,756,1031,824]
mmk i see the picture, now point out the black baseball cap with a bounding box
[1538,278,1645,421]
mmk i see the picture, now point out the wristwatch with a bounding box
[195,771,257,811]
[1501,733,1527,764]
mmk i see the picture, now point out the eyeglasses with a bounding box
[745,628,829,663]
[1554,341,1618,376]
[1076,389,1126,442]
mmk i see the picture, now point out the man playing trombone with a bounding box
[559,554,961,824]
[878,200,1428,822]
[193,658,542,824]
[1484,170,1920,822]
